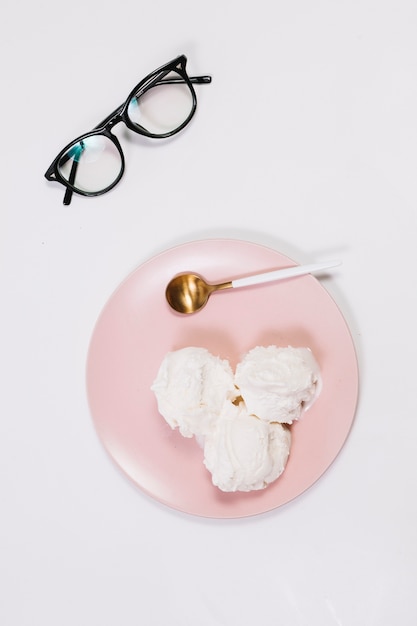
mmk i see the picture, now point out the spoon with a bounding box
[165,259,341,314]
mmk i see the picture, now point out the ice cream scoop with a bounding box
[151,347,237,438]
[165,260,341,314]
[235,346,321,423]
[203,401,292,492]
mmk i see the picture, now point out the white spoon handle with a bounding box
[231,259,341,289]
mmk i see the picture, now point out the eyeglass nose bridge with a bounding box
[94,104,125,132]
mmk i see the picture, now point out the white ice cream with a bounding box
[151,347,237,438]
[203,401,291,492]
[235,345,321,424]
[151,344,320,493]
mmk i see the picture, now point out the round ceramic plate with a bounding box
[86,239,358,518]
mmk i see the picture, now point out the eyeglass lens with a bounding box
[57,70,194,195]
[127,71,194,135]
[57,136,122,194]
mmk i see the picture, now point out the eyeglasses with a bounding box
[45,55,211,205]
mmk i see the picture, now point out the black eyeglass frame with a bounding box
[45,55,211,205]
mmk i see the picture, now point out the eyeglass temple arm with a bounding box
[63,175,75,205]
[62,143,84,205]
[191,75,212,84]
[158,74,212,85]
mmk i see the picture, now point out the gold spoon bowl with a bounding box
[165,273,232,314]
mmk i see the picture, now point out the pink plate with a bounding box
[86,239,359,517]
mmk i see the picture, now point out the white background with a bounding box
[2,1,417,624]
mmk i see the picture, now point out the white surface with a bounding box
[1,1,416,624]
